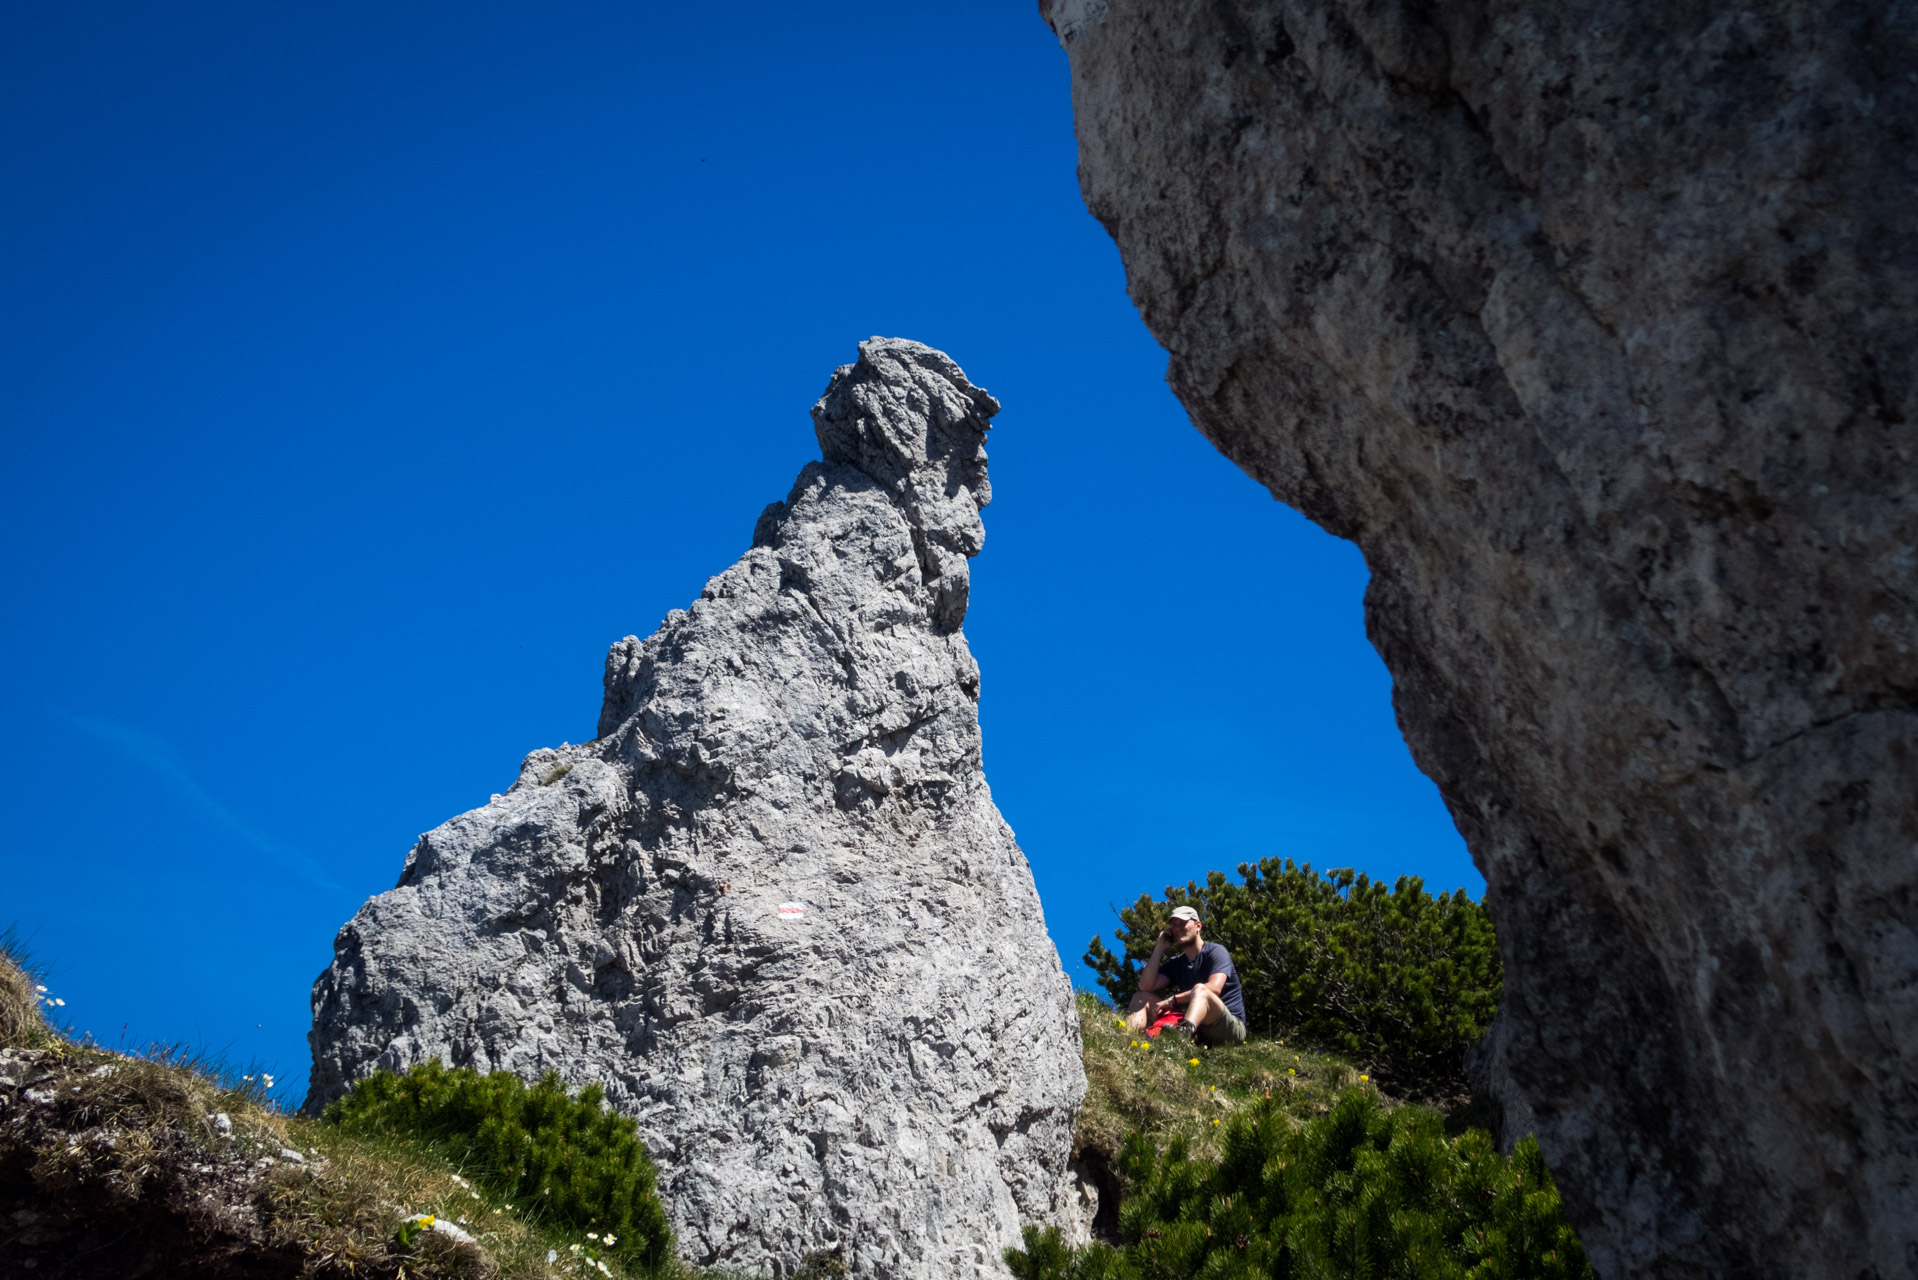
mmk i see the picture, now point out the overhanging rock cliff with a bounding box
[1043,3,1915,1278]
[307,338,1087,1278]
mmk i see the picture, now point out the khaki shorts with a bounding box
[1195,1008,1247,1046]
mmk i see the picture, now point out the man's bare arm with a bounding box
[1166,974,1226,1008]
[1138,932,1173,994]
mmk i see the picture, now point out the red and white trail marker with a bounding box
[776,902,807,920]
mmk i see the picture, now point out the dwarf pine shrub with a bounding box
[1086,860,1501,1096]
[1008,1089,1591,1280]
[324,1061,674,1274]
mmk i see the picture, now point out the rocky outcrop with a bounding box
[307,339,1086,1279]
[1042,3,1915,1277]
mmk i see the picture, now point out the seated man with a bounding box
[1125,905,1248,1046]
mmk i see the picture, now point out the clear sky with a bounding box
[0,1,1477,1107]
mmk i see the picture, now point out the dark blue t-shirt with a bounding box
[1158,941,1246,1024]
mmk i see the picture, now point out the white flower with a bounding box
[53,998,65,1007]
[604,1235,616,1246]
[34,985,46,993]
[547,1250,558,1264]
[587,1232,599,1240]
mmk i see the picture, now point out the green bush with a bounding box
[1085,860,1502,1096]
[324,1061,674,1274]
[1007,1089,1591,1280]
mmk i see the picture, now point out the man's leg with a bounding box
[1184,986,1226,1032]
[1187,988,1248,1046]
[1124,990,1154,1033]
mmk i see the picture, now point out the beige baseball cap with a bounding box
[1168,905,1201,922]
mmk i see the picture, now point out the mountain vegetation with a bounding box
[1018,1091,1589,1280]
[326,1062,675,1275]
[1040,996,1592,1280]
[1073,994,1365,1170]
[1085,861,1502,1097]
[0,939,670,1280]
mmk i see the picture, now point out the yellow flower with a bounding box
[1288,1069,1296,1075]
[1360,1075,1370,1082]
[1188,1058,1200,1066]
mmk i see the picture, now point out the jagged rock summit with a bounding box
[307,338,1086,1278]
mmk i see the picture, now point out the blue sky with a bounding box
[0,1,1476,1106]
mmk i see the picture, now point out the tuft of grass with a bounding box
[0,926,50,1050]
[1073,991,1371,1168]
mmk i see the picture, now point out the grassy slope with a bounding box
[2,945,647,1280]
[1064,992,1597,1280]
[1073,992,1378,1169]
[24,1052,653,1279]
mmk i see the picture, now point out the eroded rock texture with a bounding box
[307,339,1085,1278]
[1043,2,1915,1276]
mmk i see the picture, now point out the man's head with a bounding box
[1167,905,1202,945]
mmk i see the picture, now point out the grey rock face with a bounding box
[1043,3,1915,1277]
[307,338,1086,1278]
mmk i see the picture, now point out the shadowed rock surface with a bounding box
[1042,2,1915,1276]
[307,338,1086,1279]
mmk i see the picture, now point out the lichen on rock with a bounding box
[307,338,1086,1279]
